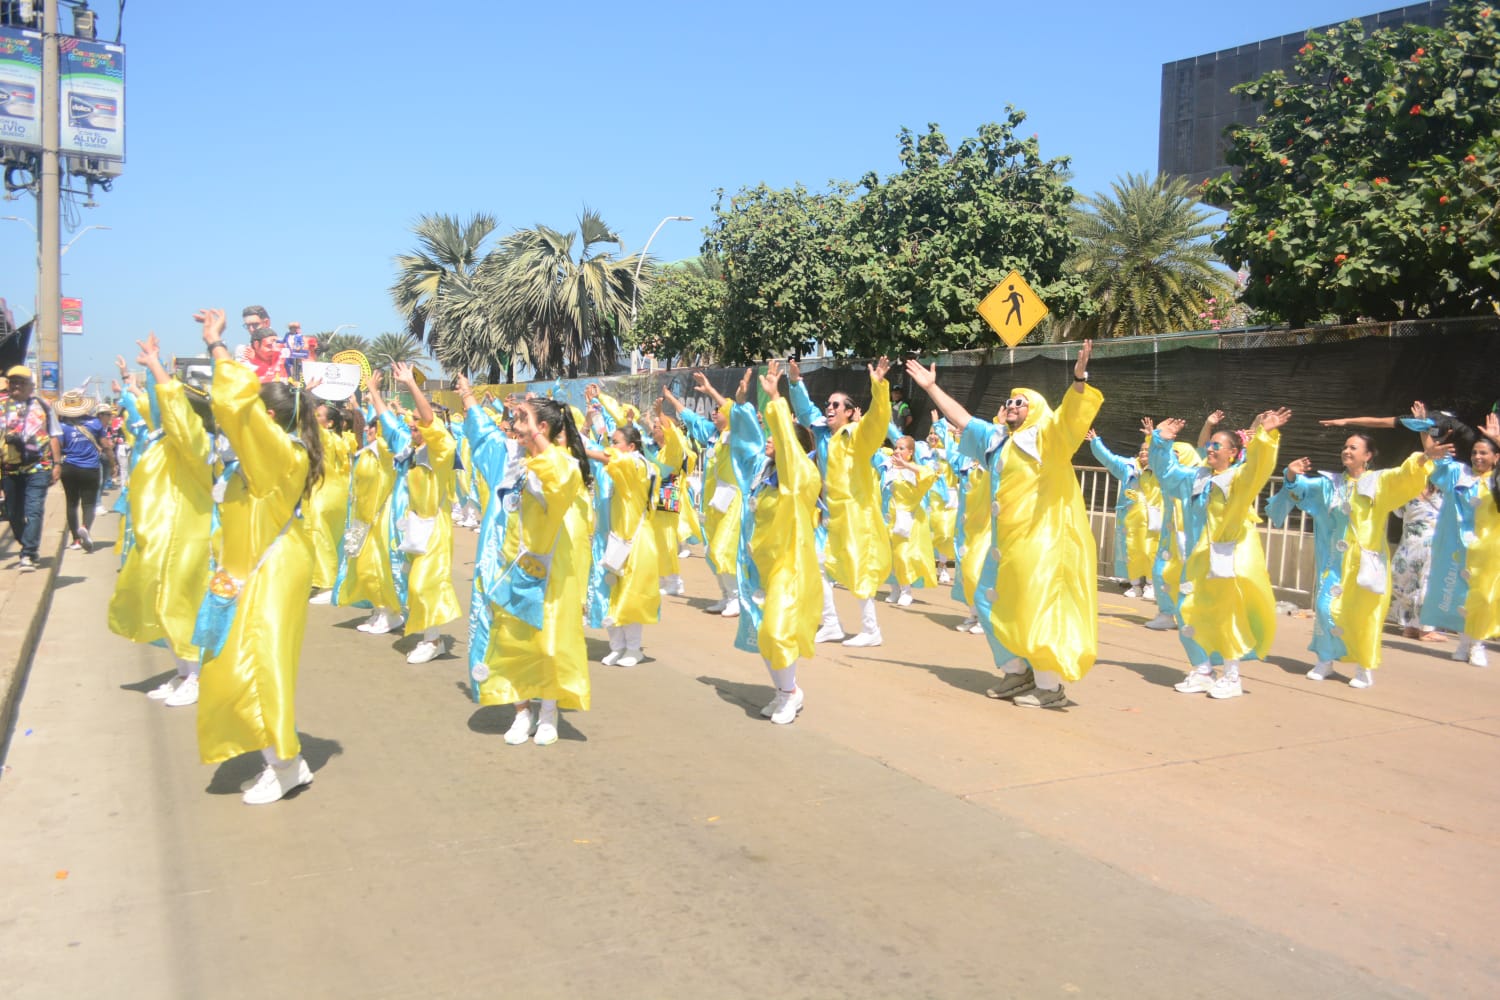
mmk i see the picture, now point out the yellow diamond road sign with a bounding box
[979,271,1048,348]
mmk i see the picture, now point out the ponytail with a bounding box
[530,397,594,488]
[260,381,326,502]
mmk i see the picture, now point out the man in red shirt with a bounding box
[237,305,287,382]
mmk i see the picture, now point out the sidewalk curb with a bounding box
[0,490,72,765]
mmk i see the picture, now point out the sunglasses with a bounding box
[1003,397,1029,409]
[825,400,850,411]
[1206,441,1232,452]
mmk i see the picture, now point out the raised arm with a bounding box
[785,357,824,429]
[1196,409,1225,450]
[905,358,971,433]
[851,358,893,460]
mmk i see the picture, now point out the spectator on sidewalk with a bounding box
[55,391,105,552]
[1,365,61,570]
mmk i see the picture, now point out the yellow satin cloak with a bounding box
[703,411,742,575]
[650,419,688,577]
[750,398,823,670]
[1178,427,1280,663]
[1466,480,1500,641]
[1156,444,1201,605]
[197,360,314,765]
[1124,472,1163,579]
[106,380,213,659]
[823,376,892,599]
[890,465,938,587]
[1332,453,1431,669]
[603,449,661,626]
[958,465,992,605]
[307,426,350,590]
[340,440,401,610]
[930,456,957,562]
[989,385,1102,681]
[678,447,704,544]
[480,445,592,710]
[403,420,463,632]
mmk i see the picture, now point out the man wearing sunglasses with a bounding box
[787,356,894,647]
[238,305,287,383]
[905,342,1101,708]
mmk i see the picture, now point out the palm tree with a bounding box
[318,331,369,359]
[366,332,429,379]
[389,213,496,355]
[1066,173,1237,338]
[483,209,648,379]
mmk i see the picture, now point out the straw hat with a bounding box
[56,391,94,418]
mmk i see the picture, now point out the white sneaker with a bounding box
[966,622,984,635]
[534,703,559,746]
[815,623,846,644]
[1207,676,1243,699]
[78,526,94,552]
[1174,671,1214,694]
[896,592,913,607]
[678,546,691,558]
[616,649,643,667]
[147,677,181,701]
[1306,660,1335,681]
[1144,613,1178,631]
[407,639,443,664]
[884,591,899,604]
[1141,585,1155,601]
[1470,643,1489,668]
[242,758,314,805]
[67,541,82,550]
[1349,667,1376,689]
[356,611,386,634]
[938,569,953,585]
[720,600,740,618]
[841,631,882,648]
[1452,638,1473,662]
[164,674,199,707]
[956,616,978,632]
[770,687,804,725]
[660,576,685,596]
[504,707,534,745]
[308,589,332,605]
[705,598,729,613]
[1123,586,1141,599]
[367,614,404,636]
[602,650,622,666]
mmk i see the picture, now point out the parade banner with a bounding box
[303,361,363,401]
[0,26,43,150]
[60,297,83,335]
[60,37,125,161]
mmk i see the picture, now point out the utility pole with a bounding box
[38,0,60,392]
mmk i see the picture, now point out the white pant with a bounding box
[608,624,644,651]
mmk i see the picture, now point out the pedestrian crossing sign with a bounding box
[979,271,1048,348]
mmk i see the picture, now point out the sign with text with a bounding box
[302,361,363,401]
[60,38,125,161]
[0,27,43,150]
[60,297,83,335]
[978,271,1049,348]
[39,361,57,393]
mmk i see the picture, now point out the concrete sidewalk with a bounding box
[1,522,1493,998]
[0,487,73,758]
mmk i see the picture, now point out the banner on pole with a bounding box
[0,27,43,150]
[60,297,83,335]
[59,38,125,161]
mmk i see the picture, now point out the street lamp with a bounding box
[62,225,110,255]
[629,214,692,373]
[330,323,357,338]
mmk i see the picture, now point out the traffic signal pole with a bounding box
[38,0,60,391]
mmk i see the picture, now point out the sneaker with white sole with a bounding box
[966,622,984,635]
[720,601,740,618]
[602,650,623,666]
[985,669,1036,700]
[18,556,36,572]
[1123,586,1141,599]
[1144,613,1177,631]
[938,569,953,585]
[147,677,182,701]
[504,707,534,745]
[884,591,899,604]
[77,527,94,552]
[242,758,314,805]
[1348,667,1375,689]
[1469,643,1489,668]
[841,631,882,648]
[67,541,82,550]
[955,616,978,632]
[616,649,643,667]
[660,576,686,596]
[407,639,443,664]
[164,674,199,707]
[815,623,846,644]
[760,692,781,718]
[356,611,384,633]
[240,756,315,793]
[1174,671,1215,694]
[1141,584,1155,601]
[705,598,729,613]
[1207,676,1243,699]
[1452,638,1473,662]
[1014,686,1067,709]
[534,703,559,746]
[367,614,404,636]
[770,687,804,725]
[1306,660,1335,681]
[308,590,332,605]
[896,592,913,607]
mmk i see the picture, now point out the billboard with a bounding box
[0,26,43,150]
[60,296,83,335]
[59,37,124,161]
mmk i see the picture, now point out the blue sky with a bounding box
[0,0,1405,386]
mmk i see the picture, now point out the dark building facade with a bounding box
[1158,1,1452,188]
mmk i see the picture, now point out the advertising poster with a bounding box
[39,361,58,393]
[60,297,83,335]
[60,38,125,161]
[0,26,43,150]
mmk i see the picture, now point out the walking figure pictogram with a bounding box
[1004,285,1024,326]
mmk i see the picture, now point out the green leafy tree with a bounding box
[390,213,496,356]
[628,255,728,366]
[1206,1,1500,325]
[1066,172,1237,338]
[838,111,1089,354]
[704,182,857,361]
[485,209,647,379]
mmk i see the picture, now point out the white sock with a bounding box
[1033,669,1062,692]
[821,574,840,629]
[718,573,738,600]
[859,596,879,635]
[624,623,643,650]
[1224,661,1241,682]
[1000,657,1028,676]
[607,626,624,652]
[768,662,798,692]
[175,656,198,679]
[260,747,292,769]
[422,627,438,643]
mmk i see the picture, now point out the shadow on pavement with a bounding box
[465,704,588,741]
[871,657,1000,698]
[696,675,769,720]
[51,575,86,590]
[204,733,344,795]
[120,670,175,694]
[1107,658,1188,689]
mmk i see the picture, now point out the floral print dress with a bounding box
[1391,489,1442,630]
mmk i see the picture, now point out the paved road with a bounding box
[2,519,1495,998]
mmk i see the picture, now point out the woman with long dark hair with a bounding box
[1273,430,1448,687]
[475,395,593,747]
[192,308,324,805]
[1424,410,1500,667]
[584,421,661,667]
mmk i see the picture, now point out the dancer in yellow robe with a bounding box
[306,404,351,603]
[908,344,1101,708]
[338,417,402,621]
[107,332,213,707]
[648,408,691,595]
[191,308,322,805]
[478,397,593,747]
[925,420,959,587]
[585,424,661,666]
[687,372,741,617]
[885,435,937,604]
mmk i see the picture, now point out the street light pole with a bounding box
[39,0,60,391]
[330,323,358,338]
[61,225,111,256]
[629,214,692,373]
